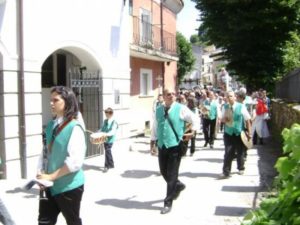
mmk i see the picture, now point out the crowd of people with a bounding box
[150,85,271,214]
[0,85,272,224]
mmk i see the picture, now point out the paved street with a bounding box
[0,132,280,225]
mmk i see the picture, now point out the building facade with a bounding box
[0,0,130,179]
[129,0,183,133]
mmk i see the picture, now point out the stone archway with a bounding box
[41,47,104,157]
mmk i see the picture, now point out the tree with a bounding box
[190,33,209,46]
[282,31,300,75]
[176,32,196,85]
[193,0,300,91]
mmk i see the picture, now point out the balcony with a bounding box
[130,16,178,62]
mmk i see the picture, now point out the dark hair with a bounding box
[187,97,196,110]
[51,86,79,120]
[104,107,114,114]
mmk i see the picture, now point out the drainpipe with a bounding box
[160,2,165,92]
[17,0,27,178]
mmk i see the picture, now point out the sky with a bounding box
[177,0,201,40]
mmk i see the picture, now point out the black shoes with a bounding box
[173,183,186,200]
[160,206,172,214]
[203,142,208,147]
[218,174,231,179]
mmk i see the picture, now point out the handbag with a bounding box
[165,114,188,156]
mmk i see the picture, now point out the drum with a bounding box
[90,132,107,145]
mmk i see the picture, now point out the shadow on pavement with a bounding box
[96,197,163,210]
[6,187,39,198]
[83,164,102,171]
[221,185,261,193]
[256,137,281,190]
[180,172,220,179]
[121,170,160,179]
[195,158,223,163]
[215,206,250,217]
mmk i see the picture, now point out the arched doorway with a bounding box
[41,48,103,157]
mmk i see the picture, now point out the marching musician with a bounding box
[99,107,118,173]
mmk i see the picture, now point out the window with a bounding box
[128,0,133,15]
[140,8,152,45]
[140,69,152,96]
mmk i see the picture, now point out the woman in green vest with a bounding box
[36,86,86,225]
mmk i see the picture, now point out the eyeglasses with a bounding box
[105,111,113,114]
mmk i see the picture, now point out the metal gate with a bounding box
[70,70,103,158]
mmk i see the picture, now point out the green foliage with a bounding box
[242,123,300,225]
[281,31,300,76]
[193,0,300,91]
[190,33,209,47]
[176,32,196,84]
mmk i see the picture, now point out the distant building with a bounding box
[180,45,202,90]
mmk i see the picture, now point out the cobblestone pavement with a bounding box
[0,132,281,225]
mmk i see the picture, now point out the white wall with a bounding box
[0,0,131,178]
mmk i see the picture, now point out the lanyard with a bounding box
[48,118,73,152]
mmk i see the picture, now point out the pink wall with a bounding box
[130,57,163,96]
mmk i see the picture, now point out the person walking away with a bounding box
[220,90,251,178]
[36,86,86,225]
[252,91,270,145]
[99,107,118,172]
[150,88,199,214]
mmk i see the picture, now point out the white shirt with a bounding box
[37,117,86,173]
[151,102,200,141]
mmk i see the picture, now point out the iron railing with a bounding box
[276,68,300,103]
[131,16,177,56]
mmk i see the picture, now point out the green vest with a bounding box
[101,119,117,143]
[224,103,243,136]
[156,102,185,148]
[206,99,218,120]
[45,119,86,196]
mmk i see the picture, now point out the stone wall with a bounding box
[270,99,300,142]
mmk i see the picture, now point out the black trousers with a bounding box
[222,133,245,176]
[203,118,216,145]
[38,185,84,225]
[158,145,183,207]
[189,133,196,155]
[104,142,114,168]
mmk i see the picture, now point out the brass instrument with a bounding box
[199,104,209,118]
[223,107,233,127]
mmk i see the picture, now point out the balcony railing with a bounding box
[131,16,177,56]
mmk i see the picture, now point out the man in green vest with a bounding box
[220,90,251,179]
[150,88,199,214]
[202,90,219,149]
